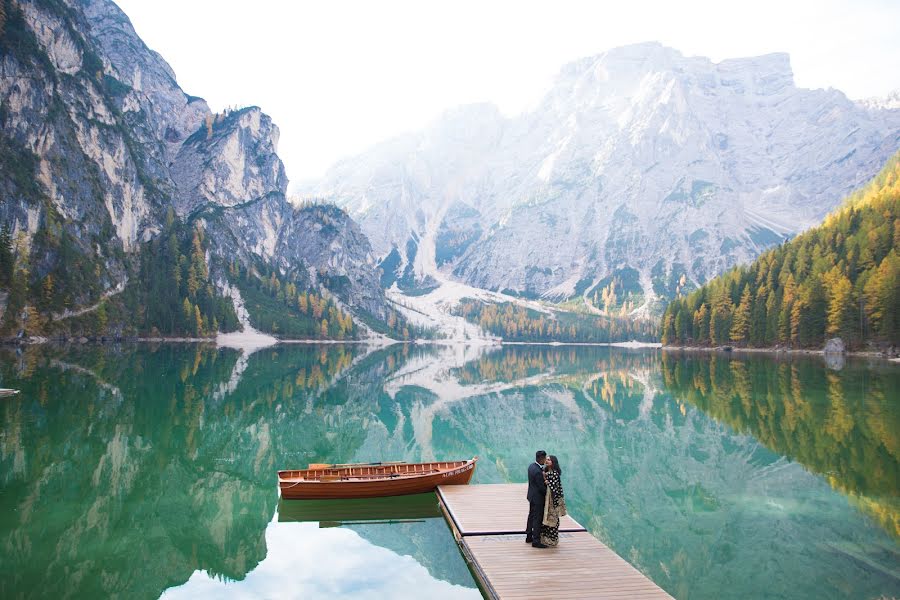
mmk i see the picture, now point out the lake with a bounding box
[0,344,897,599]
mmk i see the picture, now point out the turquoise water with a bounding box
[0,344,897,599]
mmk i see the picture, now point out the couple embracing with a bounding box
[526,449,566,548]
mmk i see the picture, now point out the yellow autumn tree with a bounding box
[823,266,853,337]
[730,286,752,343]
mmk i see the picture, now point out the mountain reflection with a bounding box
[0,344,898,600]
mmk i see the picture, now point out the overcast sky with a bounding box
[115,0,900,186]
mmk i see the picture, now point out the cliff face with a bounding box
[305,43,900,313]
[0,0,389,334]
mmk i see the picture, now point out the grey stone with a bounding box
[823,338,845,354]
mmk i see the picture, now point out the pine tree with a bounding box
[864,250,900,341]
[709,286,733,345]
[23,306,44,336]
[823,267,854,339]
[0,223,13,288]
[96,302,108,334]
[730,286,752,344]
[693,303,709,342]
[182,297,193,327]
[661,313,675,345]
[42,274,54,307]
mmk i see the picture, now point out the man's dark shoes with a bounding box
[524,537,532,544]
[532,542,548,548]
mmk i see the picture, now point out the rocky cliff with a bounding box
[305,43,900,315]
[0,0,389,337]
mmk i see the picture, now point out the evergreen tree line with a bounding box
[135,211,239,337]
[1,203,417,340]
[455,299,658,343]
[0,224,14,292]
[0,208,240,338]
[0,207,108,336]
[230,259,357,339]
[662,152,900,349]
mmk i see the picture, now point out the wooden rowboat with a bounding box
[278,457,477,500]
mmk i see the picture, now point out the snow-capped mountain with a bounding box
[304,43,900,312]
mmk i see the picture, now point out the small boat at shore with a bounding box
[278,457,477,500]
[0,389,19,398]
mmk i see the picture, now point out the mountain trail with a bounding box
[52,280,127,321]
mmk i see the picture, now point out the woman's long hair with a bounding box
[548,454,562,474]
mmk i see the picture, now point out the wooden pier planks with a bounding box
[438,483,584,535]
[437,483,672,600]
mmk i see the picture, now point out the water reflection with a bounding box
[161,518,479,599]
[0,343,898,599]
[659,352,900,537]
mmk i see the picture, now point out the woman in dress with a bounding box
[540,454,566,547]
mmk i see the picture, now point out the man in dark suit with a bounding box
[526,450,548,547]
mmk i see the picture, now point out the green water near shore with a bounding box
[0,344,897,599]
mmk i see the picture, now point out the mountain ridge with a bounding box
[0,0,395,339]
[303,42,900,317]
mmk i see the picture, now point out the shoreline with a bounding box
[3,337,896,362]
[3,335,662,349]
[661,345,898,361]
[500,340,662,348]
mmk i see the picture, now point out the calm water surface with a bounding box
[0,344,897,599]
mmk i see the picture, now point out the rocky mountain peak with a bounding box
[172,106,286,217]
[859,89,900,111]
[0,0,392,337]
[306,43,900,313]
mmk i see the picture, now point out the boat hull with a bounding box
[279,460,476,500]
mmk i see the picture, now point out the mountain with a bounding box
[0,0,392,339]
[662,151,899,349]
[860,89,900,111]
[304,42,900,316]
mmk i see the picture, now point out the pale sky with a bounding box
[115,0,900,186]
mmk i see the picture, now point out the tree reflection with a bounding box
[660,352,900,537]
[0,343,411,598]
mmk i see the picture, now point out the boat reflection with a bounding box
[277,492,442,525]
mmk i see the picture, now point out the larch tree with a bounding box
[730,286,752,344]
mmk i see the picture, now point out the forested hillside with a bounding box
[661,152,900,349]
[455,299,657,343]
[0,0,399,341]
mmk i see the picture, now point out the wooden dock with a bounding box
[437,484,673,600]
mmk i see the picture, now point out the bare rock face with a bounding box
[0,0,389,323]
[170,108,388,319]
[305,43,900,312]
[823,338,845,354]
[823,338,846,370]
